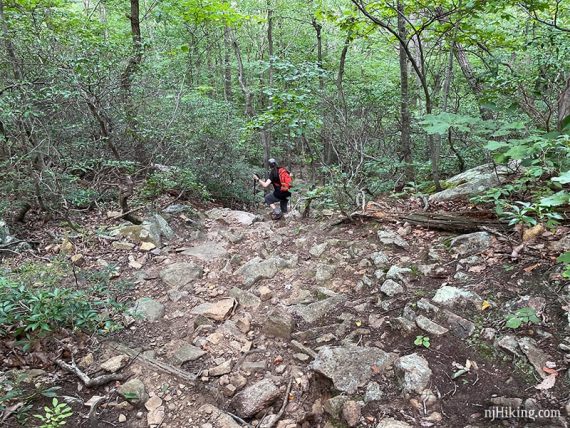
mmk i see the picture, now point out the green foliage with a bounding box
[505,307,540,329]
[0,262,125,350]
[558,252,570,279]
[141,168,210,201]
[414,335,431,348]
[34,398,73,428]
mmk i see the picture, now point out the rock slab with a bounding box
[230,378,281,418]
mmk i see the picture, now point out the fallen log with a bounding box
[399,212,510,233]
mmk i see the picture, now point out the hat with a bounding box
[268,158,277,166]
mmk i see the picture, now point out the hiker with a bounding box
[254,158,292,219]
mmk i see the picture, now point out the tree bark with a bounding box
[229,27,254,117]
[558,77,570,131]
[397,0,413,183]
[121,0,144,162]
[223,26,233,102]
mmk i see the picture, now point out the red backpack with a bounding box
[278,167,293,191]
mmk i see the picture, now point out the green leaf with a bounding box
[485,141,508,151]
[552,171,570,184]
[557,252,570,263]
[505,317,522,329]
[540,191,569,207]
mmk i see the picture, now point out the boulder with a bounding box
[130,297,164,322]
[292,295,346,324]
[118,378,148,405]
[450,232,492,256]
[262,308,295,339]
[159,262,203,288]
[432,285,482,307]
[100,355,128,373]
[429,162,519,203]
[310,345,397,394]
[206,208,258,226]
[517,337,553,379]
[191,298,236,321]
[236,256,289,287]
[309,242,328,258]
[181,241,228,262]
[364,382,384,403]
[229,287,261,309]
[380,279,404,297]
[230,378,281,418]
[152,214,174,240]
[415,315,448,336]
[171,342,207,366]
[386,266,413,283]
[444,310,476,338]
[395,353,432,394]
[342,400,362,427]
[377,230,409,250]
[315,264,336,282]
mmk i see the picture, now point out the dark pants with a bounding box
[264,191,289,213]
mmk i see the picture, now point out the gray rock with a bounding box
[229,287,261,309]
[377,230,409,250]
[199,404,242,428]
[130,297,164,322]
[181,242,228,262]
[395,353,432,394]
[315,264,336,282]
[416,315,449,336]
[380,279,404,297]
[450,232,492,256]
[418,264,436,276]
[481,328,497,341]
[376,418,413,428]
[209,360,232,376]
[391,317,416,335]
[416,298,439,314]
[310,345,398,394]
[324,395,349,418]
[160,262,203,288]
[116,223,162,247]
[429,162,519,203]
[290,340,318,359]
[444,310,475,338]
[342,400,362,427]
[309,242,328,258]
[262,308,295,339]
[230,378,280,418]
[0,221,11,244]
[167,289,189,303]
[517,337,553,379]
[293,295,346,324]
[118,378,148,405]
[206,208,258,226]
[100,355,128,373]
[191,298,236,321]
[236,256,289,287]
[172,343,206,366]
[364,382,384,403]
[432,285,482,307]
[162,204,189,214]
[152,214,174,240]
[371,251,390,267]
[495,335,521,356]
[386,266,413,283]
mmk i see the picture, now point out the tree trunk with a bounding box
[223,26,233,102]
[229,28,254,117]
[558,77,570,131]
[263,0,274,163]
[397,0,413,183]
[121,0,144,162]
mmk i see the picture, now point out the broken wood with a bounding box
[399,212,510,233]
[56,359,127,387]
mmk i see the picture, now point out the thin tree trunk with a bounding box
[558,77,570,130]
[121,0,144,162]
[397,0,413,183]
[229,28,254,117]
[263,0,274,163]
[223,26,233,101]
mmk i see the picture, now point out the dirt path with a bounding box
[17,206,570,428]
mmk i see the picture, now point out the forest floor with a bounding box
[1,196,570,428]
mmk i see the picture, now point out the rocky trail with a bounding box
[5,202,570,428]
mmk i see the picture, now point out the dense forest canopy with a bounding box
[0,0,568,216]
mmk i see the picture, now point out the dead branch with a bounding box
[261,378,293,428]
[56,359,127,387]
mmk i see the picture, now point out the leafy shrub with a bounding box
[141,168,210,201]
[34,398,72,428]
[0,262,125,350]
[505,307,540,329]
